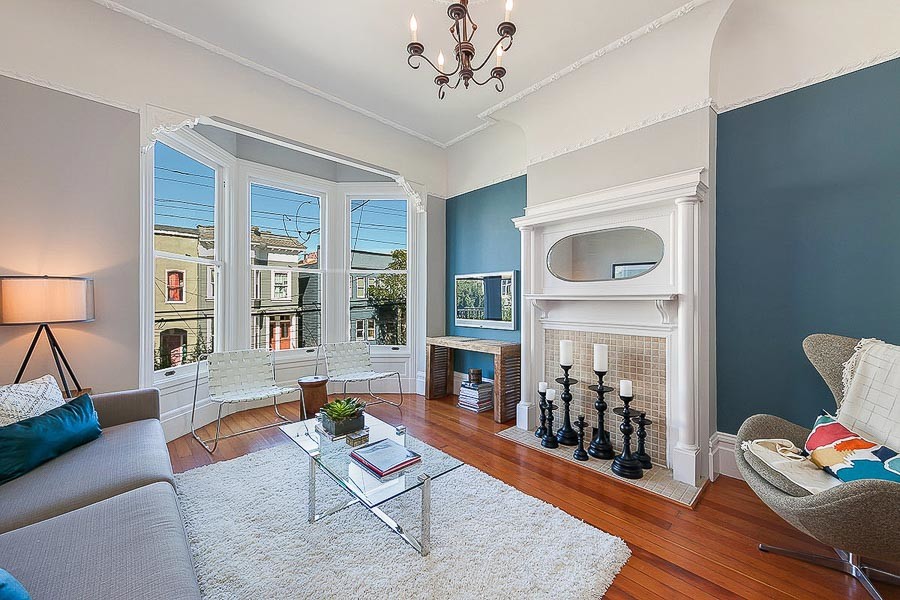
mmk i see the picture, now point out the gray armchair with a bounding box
[735,334,900,600]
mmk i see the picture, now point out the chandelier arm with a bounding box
[494,77,505,93]
[470,35,512,73]
[409,53,460,78]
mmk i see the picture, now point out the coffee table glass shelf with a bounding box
[280,414,462,556]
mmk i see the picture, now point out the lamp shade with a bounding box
[0,276,95,325]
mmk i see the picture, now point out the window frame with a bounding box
[147,132,229,384]
[346,193,411,350]
[206,266,216,300]
[244,163,327,354]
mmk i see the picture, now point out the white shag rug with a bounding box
[175,442,630,600]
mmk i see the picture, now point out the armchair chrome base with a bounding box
[759,544,900,600]
[190,398,294,454]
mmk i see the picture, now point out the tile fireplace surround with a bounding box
[544,329,667,466]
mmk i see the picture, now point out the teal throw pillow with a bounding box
[0,394,101,486]
[0,568,30,600]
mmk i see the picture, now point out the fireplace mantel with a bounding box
[513,168,709,487]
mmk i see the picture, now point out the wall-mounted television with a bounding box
[454,271,516,331]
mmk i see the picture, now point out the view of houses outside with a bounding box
[152,143,409,371]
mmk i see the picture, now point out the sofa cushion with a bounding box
[0,482,200,600]
[0,394,101,485]
[0,419,174,534]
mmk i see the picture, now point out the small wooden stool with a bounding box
[298,375,329,419]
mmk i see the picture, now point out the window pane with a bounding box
[251,269,321,350]
[350,199,406,270]
[250,183,320,269]
[349,273,407,345]
[154,258,214,370]
[154,143,216,257]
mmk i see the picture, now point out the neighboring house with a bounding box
[350,249,406,345]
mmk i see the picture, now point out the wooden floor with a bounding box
[169,394,899,600]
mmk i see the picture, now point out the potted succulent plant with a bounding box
[319,397,366,437]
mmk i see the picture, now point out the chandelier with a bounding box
[406,0,516,99]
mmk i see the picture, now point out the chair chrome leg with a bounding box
[759,544,894,600]
[192,397,296,454]
[361,374,404,408]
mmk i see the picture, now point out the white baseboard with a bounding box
[416,370,425,396]
[709,431,741,481]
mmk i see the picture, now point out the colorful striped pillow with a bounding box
[805,414,900,483]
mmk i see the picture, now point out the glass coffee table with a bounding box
[280,414,462,556]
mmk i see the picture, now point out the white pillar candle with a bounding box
[593,344,608,372]
[538,381,548,393]
[545,388,556,401]
[620,379,633,397]
[559,340,574,366]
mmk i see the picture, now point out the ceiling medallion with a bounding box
[406,0,516,99]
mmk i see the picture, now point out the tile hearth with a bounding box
[497,427,702,507]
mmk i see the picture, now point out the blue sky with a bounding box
[154,142,406,256]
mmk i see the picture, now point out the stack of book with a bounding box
[458,381,493,413]
[350,439,421,478]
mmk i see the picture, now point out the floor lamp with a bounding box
[0,276,95,398]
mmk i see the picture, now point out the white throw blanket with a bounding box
[742,438,841,494]
[840,338,900,450]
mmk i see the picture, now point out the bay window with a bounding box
[145,126,417,390]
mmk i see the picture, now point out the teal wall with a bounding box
[446,176,526,379]
[716,58,900,434]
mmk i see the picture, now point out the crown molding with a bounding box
[713,48,900,113]
[0,68,140,114]
[92,0,449,148]
[476,0,713,122]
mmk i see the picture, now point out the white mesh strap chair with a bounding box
[321,341,403,407]
[191,350,299,453]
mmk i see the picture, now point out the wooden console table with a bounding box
[425,336,521,423]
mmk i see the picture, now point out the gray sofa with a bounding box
[0,389,201,599]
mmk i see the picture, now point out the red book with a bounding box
[350,438,421,477]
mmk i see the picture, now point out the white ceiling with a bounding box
[100,0,687,146]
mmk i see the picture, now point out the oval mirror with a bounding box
[547,227,664,282]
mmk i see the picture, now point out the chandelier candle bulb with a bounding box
[438,51,445,68]
[620,380,633,397]
[505,0,513,22]
[559,340,574,367]
[496,46,503,67]
[593,344,608,372]
[409,15,418,43]
[538,381,548,393]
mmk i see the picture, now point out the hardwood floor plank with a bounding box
[167,394,899,600]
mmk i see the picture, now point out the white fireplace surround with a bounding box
[512,168,710,487]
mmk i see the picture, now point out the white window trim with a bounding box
[252,270,261,300]
[144,129,233,386]
[242,162,326,353]
[164,269,187,304]
[346,192,412,352]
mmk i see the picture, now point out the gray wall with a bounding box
[0,76,140,392]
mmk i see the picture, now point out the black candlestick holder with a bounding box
[555,365,579,446]
[633,411,653,469]
[535,390,547,438]
[611,394,644,479]
[541,396,559,449]
[587,371,614,460]
[573,415,589,461]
